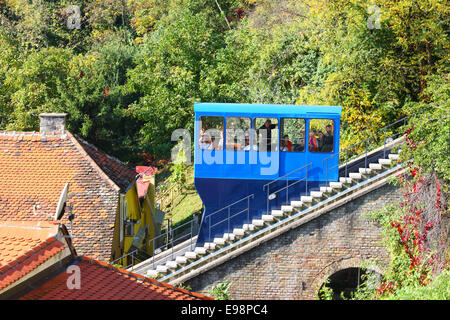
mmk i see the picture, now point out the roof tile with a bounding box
[21,257,213,300]
[0,221,68,291]
[0,131,136,261]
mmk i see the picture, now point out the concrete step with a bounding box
[243,224,255,232]
[281,205,294,212]
[213,238,226,246]
[262,214,275,222]
[349,172,362,180]
[223,233,236,241]
[166,261,178,269]
[156,265,168,273]
[185,251,197,260]
[329,182,343,189]
[320,186,333,193]
[291,200,303,208]
[147,269,159,277]
[194,247,207,255]
[310,191,323,198]
[359,168,372,175]
[203,242,216,251]
[389,153,399,160]
[176,256,188,264]
[271,210,285,218]
[300,196,313,203]
[340,177,353,184]
[379,158,391,166]
[369,163,382,170]
[252,219,265,227]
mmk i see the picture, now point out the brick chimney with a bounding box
[39,113,67,134]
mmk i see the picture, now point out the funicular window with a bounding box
[226,117,252,151]
[308,119,334,153]
[198,116,224,150]
[280,118,306,152]
[253,118,279,152]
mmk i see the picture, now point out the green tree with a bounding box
[126,0,236,157]
[4,47,72,130]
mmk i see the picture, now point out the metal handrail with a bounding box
[206,194,254,242]
[322,115,411,183]
[263,162,313,214]
[112,215,200,270]
[147,217,200,268]
[322,137,371,183]
[380,115,412,157]
[111,249,139,270]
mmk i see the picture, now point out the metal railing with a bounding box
[156,183,182,212]
[322,115,411,184]
[146,217,199,268]
[206,194,254,243]
[263,163,313,214]
[380,116,411,158]
[111,215,200,270]
[111,249,139,271]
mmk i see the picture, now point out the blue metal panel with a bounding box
[193,103,342,247]
[195,177,323,247]
[194,103,342,117]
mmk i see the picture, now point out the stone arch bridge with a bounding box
[183,178,402,299]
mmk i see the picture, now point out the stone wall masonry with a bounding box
[185,182,403,300]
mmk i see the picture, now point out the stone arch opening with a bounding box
[318,267,381,300]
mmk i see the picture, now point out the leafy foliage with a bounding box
[209,279,232,300]
[0,0,448,169]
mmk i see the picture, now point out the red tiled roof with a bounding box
[0,130,136,261]
[21,256,213,300]
[0,221,69,291]
[136,166,157,198]
[73,135,137,192]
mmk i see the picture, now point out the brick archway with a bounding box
[309,257,384,299]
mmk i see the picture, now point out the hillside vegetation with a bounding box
[0,0,447,167]
[0,0,448,299]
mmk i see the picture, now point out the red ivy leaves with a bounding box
[380,126,444,296]
[104,87,110,98]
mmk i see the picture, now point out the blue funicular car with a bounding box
[193,103,342,247]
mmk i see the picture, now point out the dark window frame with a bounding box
[280,117,306,153]
[308,119,335,154]
[198,115,225,150]
[253,117,279,152]
[225,116,252,151]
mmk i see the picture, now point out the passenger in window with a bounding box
[281,135,292,152]
[308,130,318,152]
[199,128,212,149]
[211,134,223,150]
[243,134,251,151]
[229,136,240,151]
[321,124,334,153]
[211,136,219,150]
[293,129,305,152]
[294,140,305,152]
[216,126,224,150]
[258,119,276,151]
[317,131,324,151]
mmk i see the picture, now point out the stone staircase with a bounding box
[137,148,403,283]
